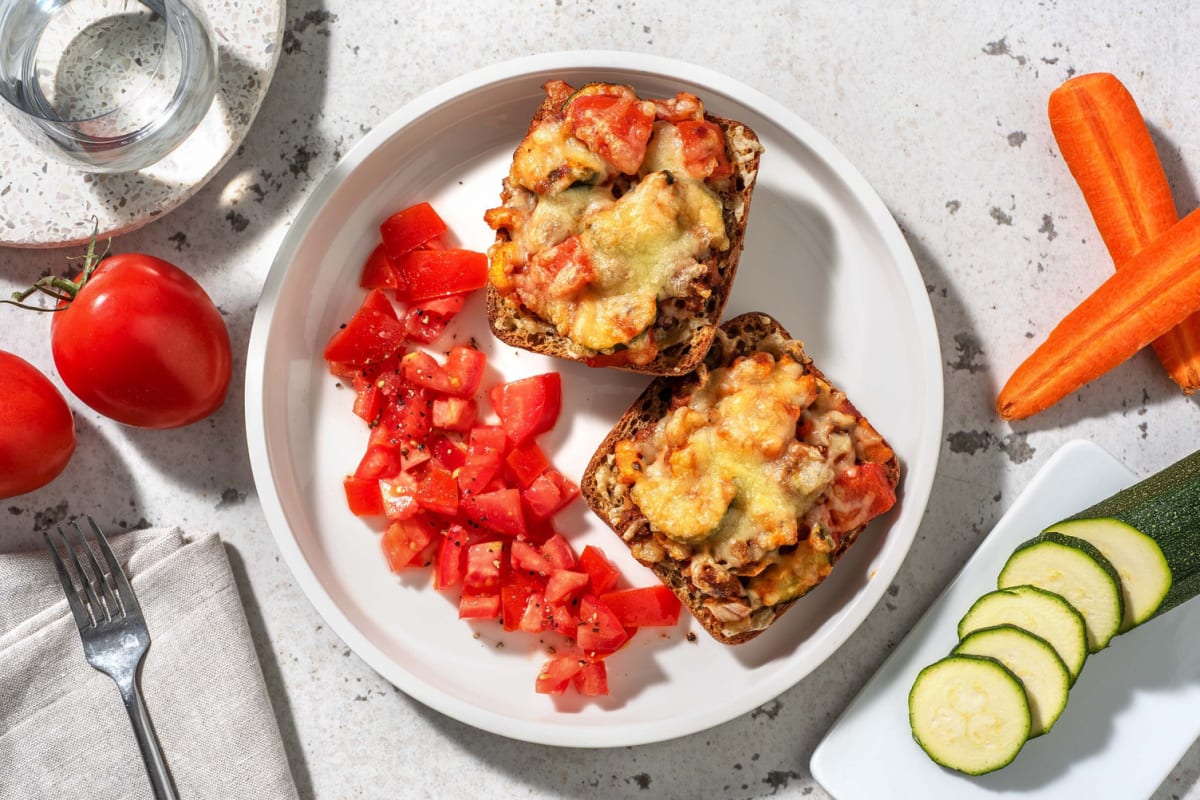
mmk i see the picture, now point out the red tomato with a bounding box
[403,294,465,343]
[829,462,897,533]
[416,466,459,517]
[599,586,682,628]
[577,595,629,654]
[0,352,76,498]
[379,202,447,262]
[432,396,476,432]
[343,476,383,516]
[573,661,609,697]
[461,488,527,537]
[565,90,655,174]
[675,119,733,179]
[536,652,585,695]
[504,440,550,488]
[396,249,487,301]
[51,254,232,429]
[359,243,401,291]
[578,545,620,595]
[489,373,562,445]
[434,525,467,590]
[545,569,590,604]
[325,291,406,366]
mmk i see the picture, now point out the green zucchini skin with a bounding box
[1058,450,1200,619]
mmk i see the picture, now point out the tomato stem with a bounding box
[0,219,110,313]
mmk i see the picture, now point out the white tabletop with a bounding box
[2,3,1198,798]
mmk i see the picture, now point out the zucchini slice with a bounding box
[997,532,1124,653]
[1050,449,1200,623]
[908,654,1031,775]
[953,625,1071,737]
[1044,518,1170,631]
[957,585,1088,683]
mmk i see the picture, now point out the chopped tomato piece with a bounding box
[359,287,398,320]
[352,382,383,422]
[432,396,476,432]
[675,119,733,179]
[458,425,507,496]
[829,462,897,533]
[416,466,458,516]
[359,244,403,292]
[399,443,430,472]
[564,89,655,174]
[504,440,550,488]
[381,516,437,572]
[379,473,420,521]
[354,445,401,481]
[500,570,544,632]
[429,433,467,472]
[396,249,488,301]
[539,533,576,571]
[535,652,585,695]
[403,294,466,343]
[443,346,486,398]
[458,592,500,620]
[379,202,447,262]
[545,569,590,604]
[511,540,554,576]
[578,545,620,595]
[572,661,609,696]
[599,586,682,628]
[381,385,433,442]
[401,351,455,394]
[464,540,504,593]
[526,235,595,300]
[323,303,406,366]
[343,476,383,516]
[577,595,629,654]
[434,526,467,590]
[462,488,526,537]
[543,602,579,638]
[489,373,562,445]
[522,468,578,519]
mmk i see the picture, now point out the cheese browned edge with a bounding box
[581,313,901,644]
[485,84,763,376]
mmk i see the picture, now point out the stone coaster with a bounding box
[0,0,284,249]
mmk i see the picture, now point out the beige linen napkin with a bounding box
[0,528,299,800]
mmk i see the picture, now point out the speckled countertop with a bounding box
[3,2,1199,799]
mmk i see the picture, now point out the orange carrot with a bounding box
[997,208,1200,420]
[1049,72,1200,393]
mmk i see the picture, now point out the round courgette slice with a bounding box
[953,624,1071,737]
[957,585,1088,684]
[997,532,1124,652]
[909,654,1031,775]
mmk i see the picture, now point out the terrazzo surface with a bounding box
[3,2,1200,798]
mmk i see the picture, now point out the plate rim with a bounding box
[245,49,944,747]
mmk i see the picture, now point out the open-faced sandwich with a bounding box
[484,80,763,375]
[581,313,900,643]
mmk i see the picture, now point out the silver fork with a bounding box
[44,518,179,800]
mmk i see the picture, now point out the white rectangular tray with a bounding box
[811,439,1200,799]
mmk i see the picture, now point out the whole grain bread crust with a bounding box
[485,86,763,376]
[581,313,901,644]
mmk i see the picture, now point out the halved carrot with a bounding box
[997,208,1200,420]
[1049,73,1200,393]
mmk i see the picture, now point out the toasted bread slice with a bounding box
[581,313,900,644]
[484,81,763,376]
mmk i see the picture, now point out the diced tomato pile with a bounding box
[325,202,682,698]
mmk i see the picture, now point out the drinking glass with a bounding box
[0,0,218,173]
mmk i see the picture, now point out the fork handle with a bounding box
[117,678,180,800]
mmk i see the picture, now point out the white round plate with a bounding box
[245,51,943,748]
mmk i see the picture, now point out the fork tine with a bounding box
[43,530,94,630]
[86,516,140,616]
[69,520,122,622]
[59,524,110,623]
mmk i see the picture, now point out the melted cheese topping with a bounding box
[625,349,888,615]
[492,91,730,356]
